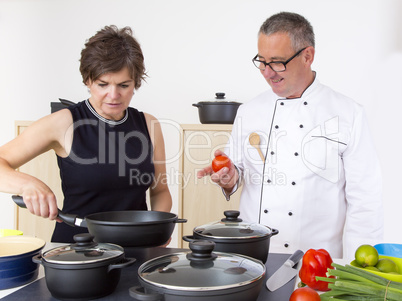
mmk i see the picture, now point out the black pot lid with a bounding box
[138,240,265,291]
[41,233,124,265]
[194,210,272,240]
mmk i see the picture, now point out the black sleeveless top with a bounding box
[52,100,155,242]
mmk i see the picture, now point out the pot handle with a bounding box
[182,235,197,243]
[271,228,279,236]
[12,195,86,228]
[108,257,136,272]
[32,254,43,265]
[192,103,202,108]
[174,218,187,224]
[129,286,163,301]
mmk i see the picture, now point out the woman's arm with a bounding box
[144,113,172,212]
[0,109,73,220]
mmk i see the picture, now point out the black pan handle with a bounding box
[270,228,279,236]
[12,195,83,228]
[182,235,197,243]
[192,103,202,108]
[129,286,163,301]
[174,218,187,224]
[108,258,136,272]
[58,98,76,106]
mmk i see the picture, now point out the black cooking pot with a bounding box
[33,233,136,300]
[183,210,278,263]
[193,93,242,124]
[12,195,186,247]
[129,240,265,301]
[0,236,45,289]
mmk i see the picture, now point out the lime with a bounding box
[365,266,380,272]
[355,244,379,267]
[375,258,399,273]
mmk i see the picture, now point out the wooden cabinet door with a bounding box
[178,124,241,248]
[15,121,64,242]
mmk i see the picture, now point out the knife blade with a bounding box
[266,249,304,292]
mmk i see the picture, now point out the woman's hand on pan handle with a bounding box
[20,181,60,221]
[197,150,239,192]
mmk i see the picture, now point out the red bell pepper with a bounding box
[299,248,334,291]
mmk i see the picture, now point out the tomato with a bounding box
[211,155,231,172]
[289,287,320,301]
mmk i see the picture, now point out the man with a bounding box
[198,12,383,260]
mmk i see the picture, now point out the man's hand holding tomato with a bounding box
[197,150,239,194]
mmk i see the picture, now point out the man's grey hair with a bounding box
[259,12,315,51]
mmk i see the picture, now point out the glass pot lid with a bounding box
[138,240,266,291]
[193,210,272,239]
[41,233,124,265]
[199,92,241,104]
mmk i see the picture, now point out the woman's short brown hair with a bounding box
[79,25,146,89]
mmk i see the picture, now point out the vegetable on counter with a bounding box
[318,262,402,300]
[299,248,334,291]
[289,286,320,301]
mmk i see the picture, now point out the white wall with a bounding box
[1,0,401,248]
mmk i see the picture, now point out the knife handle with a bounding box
[288,249,304,266]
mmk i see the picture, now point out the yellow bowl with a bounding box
[0,229,23,237]
[350,255,402,283]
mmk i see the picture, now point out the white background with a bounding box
[0,0,401,249]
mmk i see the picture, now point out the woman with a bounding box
[0,25,172,242]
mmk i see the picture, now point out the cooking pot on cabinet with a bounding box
[129,240,266,301]
[193,92,242,124]
[12,195,186,247]
[183,210,278,263]
[33,233,136,300]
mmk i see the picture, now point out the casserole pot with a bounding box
[13,195,186,247]
[192,92,242,124]
[183,210,278,263]
[129,240,266,301]
[33,233,136,300]
[0,236,45,290]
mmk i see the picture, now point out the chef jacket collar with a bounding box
[278,71,318,103]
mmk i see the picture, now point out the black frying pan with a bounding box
[12,195,186,247]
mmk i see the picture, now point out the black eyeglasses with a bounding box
[252,47,308,72]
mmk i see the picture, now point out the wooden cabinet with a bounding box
[14,121,64,242]
[13,122,242,246]
[178,124,241,248]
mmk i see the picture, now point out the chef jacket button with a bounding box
[303,101,308,105]
[288,211,293,216]
[299,124,304,128]
[294,152,299,156]
[267,179,272,183]
[264,209,268,214]
[275,125,279,129]
[284,243,289,248]
[280,102,284,105]
[271,151,275,155]
[291,181,296,185]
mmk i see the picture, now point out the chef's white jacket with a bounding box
[224,78,384,260]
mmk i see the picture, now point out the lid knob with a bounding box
[186,240,217,262]
[221,210,243,222]
[71,233,98,250]
[215,92,225,99]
